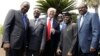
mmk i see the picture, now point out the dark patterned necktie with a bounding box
[22,15,27,29]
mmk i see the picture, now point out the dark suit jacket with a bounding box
[1,9,29,49]
[28,19,45,51]
[40,17,60,56]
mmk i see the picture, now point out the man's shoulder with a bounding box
[86,12,97,16]
[87,12,99,20]
[7,9,16,14]
[39,19,46,25]
[9,9,17,12]
[9,9,16,11]
[29,19,34,23]
[39,18,46,22]
[72,23,76,25]
[71,23,77,28]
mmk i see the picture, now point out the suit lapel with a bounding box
[17,10,25,29]
[77,16,81,32]
[25,16,29,29]
[43,17,47,38]
[53,19,57,29]
[33,19,36,28]
[33,19,41,31]
[78,12,89,32]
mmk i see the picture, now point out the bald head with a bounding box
[33,8,41,18]
[20,1,30,14]
[77,2,88,15]
[21,1,30,6]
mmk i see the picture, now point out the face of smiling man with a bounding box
[77,3,87,15]
[20,1,30,14]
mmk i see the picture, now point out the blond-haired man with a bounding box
[41,7,60,56]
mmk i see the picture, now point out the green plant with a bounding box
[36,0,75,18]
[0,25,3,36]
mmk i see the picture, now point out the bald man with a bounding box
[27,8,45,56]
[77,3,99,56]
[1,1,30,56]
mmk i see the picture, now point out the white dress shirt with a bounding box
[80,15,84,27]
[60,21,66,31]
[34,18,40,25]
[80,12,88,28]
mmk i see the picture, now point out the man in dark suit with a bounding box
[56,13,78,56]
[1,1,30,56]
[27,8,45,56]
[57,14,65,31]
[77,3,100,56]
[41,7,60,56]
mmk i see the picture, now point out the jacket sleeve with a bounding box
[2,9,15,43]
[68,23,78,54]
[90,13,100,49]
[40,20,46,50]
[57,29,63,50]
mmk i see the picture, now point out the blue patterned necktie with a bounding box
[22,15,27,29]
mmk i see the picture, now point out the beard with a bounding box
[34,16,39,18]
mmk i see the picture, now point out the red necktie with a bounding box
[46,19,51,41]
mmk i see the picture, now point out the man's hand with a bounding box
[3,42,10,50]
[51,28,55,34]
[67,52,72,56]
[39,49,43,56]
[56,48,62,55]
[90,47,96,53]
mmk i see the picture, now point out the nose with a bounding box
[25,7,28,11]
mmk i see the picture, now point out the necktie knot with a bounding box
[49,17,52,20]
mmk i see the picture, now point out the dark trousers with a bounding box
[26,49,39,56]
[79,48,98,56]
[5,44,27,56]
[79,52,98,56]
[42,41,57,56]
[5,48,26,56]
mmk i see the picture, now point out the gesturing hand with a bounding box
[56,48,62,55]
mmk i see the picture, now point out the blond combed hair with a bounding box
[47,7,56,15]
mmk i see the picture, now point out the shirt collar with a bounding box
[47,17,53,20]
[84,12,88,17]
[81,12,88,17]
[35,17,40,21]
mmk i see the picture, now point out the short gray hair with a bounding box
[76,2,87,9]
